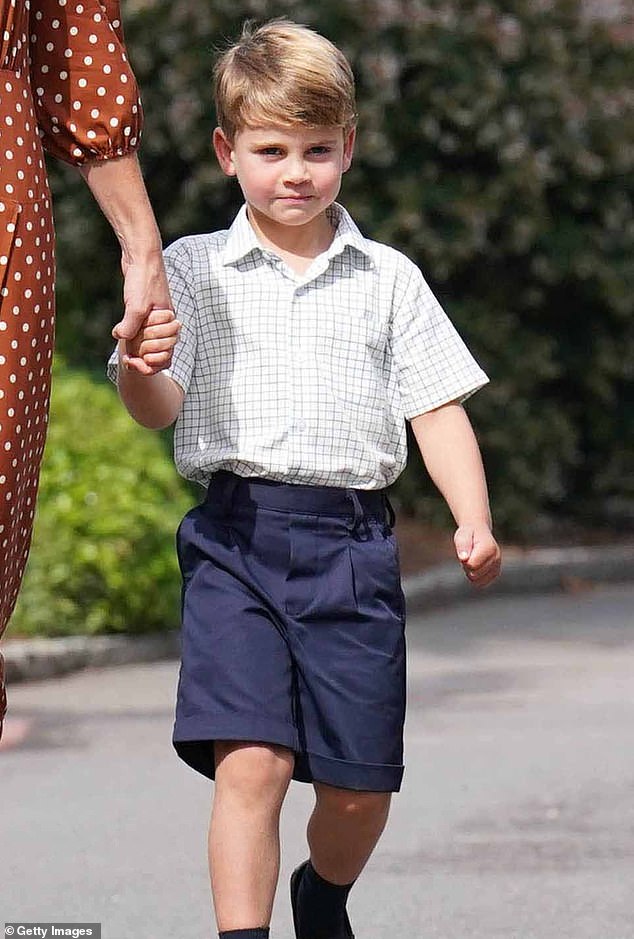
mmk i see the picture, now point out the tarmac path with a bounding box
[1,584,633,939]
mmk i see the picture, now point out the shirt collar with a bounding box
[221,205,263,266]
[221,202,375,269]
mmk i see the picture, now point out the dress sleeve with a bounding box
[29,0,143,165]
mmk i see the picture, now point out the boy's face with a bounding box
[213,123,355,233]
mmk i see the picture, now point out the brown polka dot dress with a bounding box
[0,0,143,732]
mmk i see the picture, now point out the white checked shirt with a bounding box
[109,203,488,489]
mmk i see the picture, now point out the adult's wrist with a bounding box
[121,238,163,265]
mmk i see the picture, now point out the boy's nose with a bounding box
[283,158,310,184]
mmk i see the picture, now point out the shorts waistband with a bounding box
[206,471,393,524]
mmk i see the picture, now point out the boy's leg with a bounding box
[292,783,391,938]
[308,783,391,882]
[210,741,295,933]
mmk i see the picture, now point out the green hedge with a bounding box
[10,360,195,637]
[49,0,633,535]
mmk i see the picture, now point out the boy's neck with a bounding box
[246,205,335,275]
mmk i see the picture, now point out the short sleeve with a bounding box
[29,0,143,165]
[158,242,198,395]
[390,258,489,419]
[106,241,198,393]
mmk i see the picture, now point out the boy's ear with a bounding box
[342,126,356,173]
[213,127,236,176]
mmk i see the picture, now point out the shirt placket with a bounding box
[287,279,309,480]
[264,254,303,478]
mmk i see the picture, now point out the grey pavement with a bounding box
[1,583,634,938]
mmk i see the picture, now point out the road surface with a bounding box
[1,584,633,938]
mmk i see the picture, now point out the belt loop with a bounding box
[345,489,365,533]
[384,495,396,530]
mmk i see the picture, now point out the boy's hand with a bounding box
[114,308,181,377]
[454,524,502,588]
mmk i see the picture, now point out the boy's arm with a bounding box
[116,354,184,430]
[410,402,501,588]
[114,309,184,429]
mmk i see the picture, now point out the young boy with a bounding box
[109,19,501,939]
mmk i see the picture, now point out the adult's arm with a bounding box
[29,0,171,337]
[79,154,171,340]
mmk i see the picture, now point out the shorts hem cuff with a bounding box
[297,751,404,792]
[173,713,299,779]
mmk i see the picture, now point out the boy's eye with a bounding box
[309,146,331,155]
[258,147,283,156]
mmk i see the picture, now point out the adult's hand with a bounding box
[114,248,173,342]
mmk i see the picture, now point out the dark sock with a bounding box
[296,860,354,939]
[218,929,269,939]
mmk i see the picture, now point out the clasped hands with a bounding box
[113,307,181,376]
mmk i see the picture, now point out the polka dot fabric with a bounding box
[0,0,143,735]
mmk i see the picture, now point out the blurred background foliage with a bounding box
[11,360,193,636]
[45,0,631,547]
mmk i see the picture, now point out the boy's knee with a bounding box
[315,784,391,822]
[214,741,294,806]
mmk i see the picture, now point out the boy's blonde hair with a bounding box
[214,19,357,140]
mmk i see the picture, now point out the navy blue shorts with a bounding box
[172,471,406,792]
